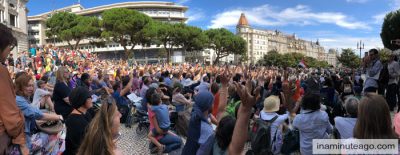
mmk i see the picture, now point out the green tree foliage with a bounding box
[101,8,153,58]
[176,24,208,54]
[205,28,247,64]
[381,10,400,51]
[337,48,361,68]
[153,22,180,63]
[258,50,329,68]
[46,12,101,50]
[378,48,392,64]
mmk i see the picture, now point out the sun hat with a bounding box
[263,95,280,113]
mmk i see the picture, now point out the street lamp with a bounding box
[357,40,365,59]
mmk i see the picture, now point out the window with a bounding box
[9,14,17,27]
[0,10,3,23]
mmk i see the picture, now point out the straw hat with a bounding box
[263,95,280,113]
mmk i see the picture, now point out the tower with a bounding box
[236,13,249,34]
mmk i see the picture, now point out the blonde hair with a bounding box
[56,66,68,82]
[77,97,118,155]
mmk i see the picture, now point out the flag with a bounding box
[298,59,307,68]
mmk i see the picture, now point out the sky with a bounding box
[27,0,400,53]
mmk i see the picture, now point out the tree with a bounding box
[153,22,180,63]
[381,10,400,51]
[205,28,247,64]
[378,48,392,64]
[176,24,208,55]
[101,8,153,58]
[46,12,101,50]
[258,50,283,66]
[337,48,361,68]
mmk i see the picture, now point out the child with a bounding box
[148,93,170,154]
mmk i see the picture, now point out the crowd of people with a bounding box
[1,22,400,155]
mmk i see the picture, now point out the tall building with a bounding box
[1,0,29,55]
[27,1,187,62]
[236,13,335,65]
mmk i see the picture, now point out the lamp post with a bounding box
[357,40,364,59]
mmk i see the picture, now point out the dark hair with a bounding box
[0,24,17,52]
[210,83,219,95]
[112,81,121,91]
[122,75,130,87]
[81,73,90,82]
[353,94,396,139]
[215,75,221,84]
[301,93,321,110]
[233,73,242,83]
[150,93,161,105]
[369,48,379,55]
[143,77,150,85]
[145,87,157,104]
[215,116,236,150]
[203,76,209,83]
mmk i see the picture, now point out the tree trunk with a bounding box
[74,39,81,50]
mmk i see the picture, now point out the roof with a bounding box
[28,1,187,18]
[237,13,249,27]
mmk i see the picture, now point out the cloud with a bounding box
[186,8,205,23]
[371,0,400,25]
[208,4,371,30]
[176,0,190,4]
[346,0,369,3]
[316,36,383,51]
[372,13,386,24]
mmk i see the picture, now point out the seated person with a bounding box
[334,96,359,139]
[148,93,171,153]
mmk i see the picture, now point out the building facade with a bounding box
[27,1,187,62]
[1,0,29,55]
[236,13,336,66]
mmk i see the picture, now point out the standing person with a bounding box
[0,23,29,155]
[64,87,93,155]
[386,54,400,111]
[53,66,73,119]
[29,45,36,57]
[363,49,383,93]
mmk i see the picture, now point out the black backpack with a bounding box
[378,63,389,85]
[250,116,278,155]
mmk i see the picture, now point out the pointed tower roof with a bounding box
[237,13,249,27]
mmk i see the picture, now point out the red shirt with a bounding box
[35,56,42,68]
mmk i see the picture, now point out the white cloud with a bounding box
[176,0,190,4]
[186,8,205,23]
[345,0,369,3]
[371,0,400,25]
[208,4,371,30]
[317,36,383,52]
[372,13,386,24]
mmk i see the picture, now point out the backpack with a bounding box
[250,116,279,155]
[379,63,389,85]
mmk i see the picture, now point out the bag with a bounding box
[379,64,389,85]
[250,116,278,155]
[280,129,300,154]
[35,110,63,135]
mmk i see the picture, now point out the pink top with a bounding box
[148,108,163,140]
[394,113,400,137]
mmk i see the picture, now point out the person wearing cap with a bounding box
[258,95,291,154]
[182,90,214,154]
[64,87,93,155]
